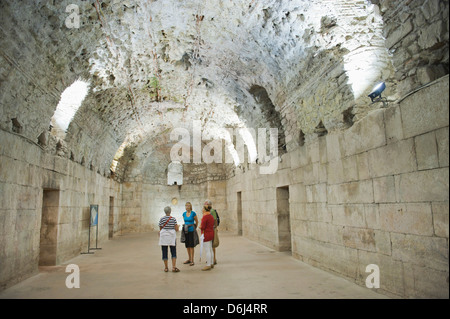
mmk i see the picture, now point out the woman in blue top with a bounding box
[182,202,198,266]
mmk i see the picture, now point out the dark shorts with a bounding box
[161,245,176,260]
[185,231,195,248]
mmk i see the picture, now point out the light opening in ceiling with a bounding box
[51,79,90,133]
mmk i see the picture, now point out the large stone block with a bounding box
[357,250,405,297]
[432,201,449,238]
[400,76,449,138]
[318,162,327,183]
[373,230,392,256]
[342,227,377,252]
[304,203,319,222]
[0,156,20,184]
[415,131,439,170]
[16,185,39,210]
[330,204,366,228]
[318,135,328,164]
[290,202,306,220]
[327,160,345,184]
[303,220,330,243]
[0,209,15,241]
[379,203,434,236]
[289,183,306,203]
[316,202,332,223]
[278,152,291,170]
[343,109,386,157]
[342,227,391,256]
[356,152,370,180]
[327,180,374,204]
[307,140,320,163]
[325,133,344,163]
[396,167,449,202]
[291,167,304,184]
[298,146,311,168]
[292,236,359,279]
[289,148,303,170]
[391,233,448,271]
[325,223,345,246]
[305,183,327,203]
[403,263,449,298]
[303,162,320,185]
[368,138,416,178]
[373,176,397,203]
[275,168,293,187]
[436,127,449,167]
[364,204,381,230]
[342,155,359,182]
[384,105,404,144]
[290,219,309,238]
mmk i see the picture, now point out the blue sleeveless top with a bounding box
[182,211,197,232]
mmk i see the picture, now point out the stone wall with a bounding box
[120,178,227,233]
[0,129,121,291]
[379,0,449,96]
[226,75,449,298]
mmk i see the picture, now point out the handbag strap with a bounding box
[161,216,172,229]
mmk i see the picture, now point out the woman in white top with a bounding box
[158,206,180,272]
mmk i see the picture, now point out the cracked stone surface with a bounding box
[0,0,448,182]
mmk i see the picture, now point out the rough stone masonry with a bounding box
[0,0,448,298]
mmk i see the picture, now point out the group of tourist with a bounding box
[158,200,220,272]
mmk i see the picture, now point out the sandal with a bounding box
[183,260,191,264]
[172,267,180,272]
[164,268,168,272]
[190,262,195,266]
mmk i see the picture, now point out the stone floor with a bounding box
[0,232,390,299]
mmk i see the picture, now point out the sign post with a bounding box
[81,205,101,254]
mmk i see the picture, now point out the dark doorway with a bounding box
[39,189,59,266]
[109,196,114,239]
[276,186,291,252]
[237,192,242,236]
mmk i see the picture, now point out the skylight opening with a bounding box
[51,79,90,133]
[342,2,386,100]
[110,142,126,173]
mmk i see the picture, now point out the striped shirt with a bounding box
[159,216,177,230]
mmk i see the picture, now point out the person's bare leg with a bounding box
[172,258,176,269]
[184,248,191,264]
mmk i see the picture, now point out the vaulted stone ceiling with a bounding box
[1,0,396,182]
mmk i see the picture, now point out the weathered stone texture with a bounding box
[380,0,449,95]
[0,129,121,291]
[396,168,449,202]
[368,138,417,178]
[227,76,449,298]
[0,0,448,300]
[400,76,449,139]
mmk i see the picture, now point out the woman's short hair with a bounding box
[164,206,171,215]
[203,205,211,212]
[203,200,212,211]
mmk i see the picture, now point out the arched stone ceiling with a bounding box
[0,0,395,182]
